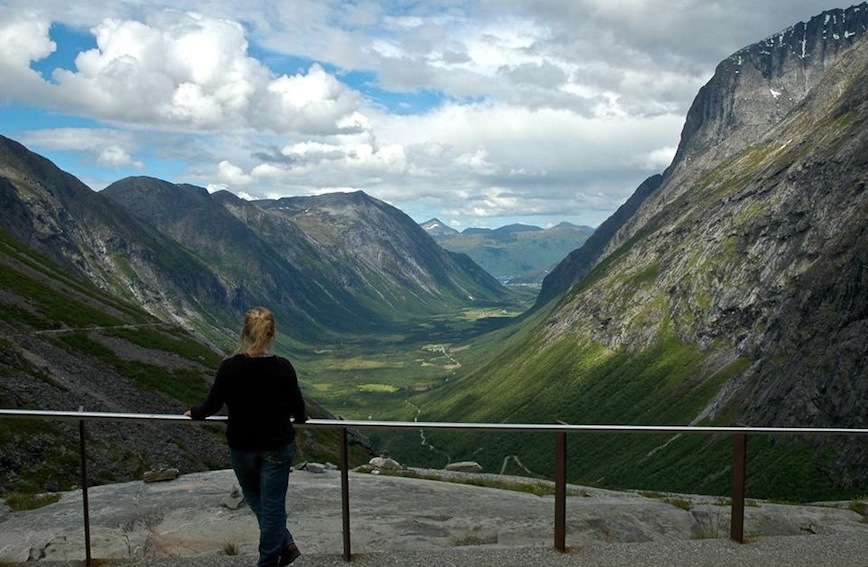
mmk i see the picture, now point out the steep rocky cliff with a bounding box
[535,6,868,486]
[405,6,868,496]
[627,4,866,240]
[541,4,868,303]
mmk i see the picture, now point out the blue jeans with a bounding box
[230,444,296,567]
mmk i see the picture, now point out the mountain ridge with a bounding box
[637,1,868,237]
[424,219,594,286]
[0,141,516,492]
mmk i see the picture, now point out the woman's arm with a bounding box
[186,360,229,419]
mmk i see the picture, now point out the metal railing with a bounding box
[1,408,867,564]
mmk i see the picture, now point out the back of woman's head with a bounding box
[238,306,276,354]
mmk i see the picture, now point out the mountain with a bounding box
[251,192,509,310]
[425,220,594,286]
[0,137,237,347]
[101,178,510,338]
[0,153,512,346]
[0,158,508,341]
[420,218,459,238]
[393,5,868,500]
[0,142,513,492]
[0,227,370,492]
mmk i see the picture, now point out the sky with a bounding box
[0,1,855,229]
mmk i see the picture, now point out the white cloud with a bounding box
[1,0,848,228]
[0,15,55,64]
[249,162,285,180]
[1,12,363,136]
[455,147,496,175]
[0,14,56,101]
[18,127,146,171]
[217,159,254,185]
[97,146,144,169]
[256,64,362,134]
[198,98,683,228]
[48,14,263,127]
[637,146,678,171]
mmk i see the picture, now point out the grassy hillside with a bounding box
[0,230,370,494]
[368,299,860,502]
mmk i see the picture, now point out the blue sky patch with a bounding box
[30,24,98,82]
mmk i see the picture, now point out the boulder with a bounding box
[849,501,867,516]
[445,461,483,473]
[221,486,244,509]
[143,467,180,483]
[369,456,403,470]
[302,462,327,474]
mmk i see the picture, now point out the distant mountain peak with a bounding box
[493,223,542,236]
[421,218,459,237]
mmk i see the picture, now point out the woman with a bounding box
[185,306,308,567]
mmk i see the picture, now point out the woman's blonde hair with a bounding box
[237,306,276,354]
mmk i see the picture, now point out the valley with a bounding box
[288,302,534,422]
[2,3,868,506]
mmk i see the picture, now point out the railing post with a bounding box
[730,430,747,543]
[554,429,567,552]
[339,427,352,561]
[78,407,92,567]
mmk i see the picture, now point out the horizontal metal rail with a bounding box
[3,409,866,436]
[1,408,867,563]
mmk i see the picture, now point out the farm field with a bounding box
[289,303,532,421]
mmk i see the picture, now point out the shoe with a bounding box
[279,543,301,566]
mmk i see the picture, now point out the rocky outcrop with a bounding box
[675,4,868,167]
[1,468,865,562]
[625,3,868,239]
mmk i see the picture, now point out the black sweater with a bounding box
[190,354,307,451]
